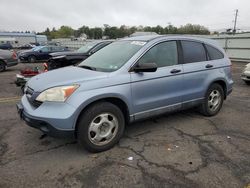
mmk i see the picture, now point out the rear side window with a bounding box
[181,41,206,63]
[205,44,224,60]
[138,41,178,68]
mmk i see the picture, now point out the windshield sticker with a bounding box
[131,41,146,46]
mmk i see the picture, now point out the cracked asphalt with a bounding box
[0,62,249,188]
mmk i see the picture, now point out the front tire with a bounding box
[28,55,36,63]
[200,83,224,116]
[77,102,125,153]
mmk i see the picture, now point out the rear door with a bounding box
[130,40,184,120]
[181,40,220,103]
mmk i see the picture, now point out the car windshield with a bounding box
[77,41,100,53]
[78,40,146,72]
[32,46,43,51]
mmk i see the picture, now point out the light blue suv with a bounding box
[17,35,233,152]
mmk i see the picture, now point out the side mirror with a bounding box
[39,50,42,53]
[133,62,157,73]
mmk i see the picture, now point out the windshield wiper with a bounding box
[79,65,96,71]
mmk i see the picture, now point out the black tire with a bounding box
[77,102,125,153]
[0,61,6,72]
[28,55,36,63]
[199,83,224,116]
[244,81,250,85]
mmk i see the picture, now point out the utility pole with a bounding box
[233,9,238,34]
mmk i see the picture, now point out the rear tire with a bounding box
[0,61,6,72]
[244,81,250,85]
[77,102,125,153]
[199,83,224,116]
[28,55,36,63]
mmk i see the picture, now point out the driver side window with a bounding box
[40,47,49,52]
[138,41,178,68]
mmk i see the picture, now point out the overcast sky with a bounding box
[0,0,249,32]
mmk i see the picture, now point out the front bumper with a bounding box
[241,74,250,81]
[17,96,76,138]
[15,74,29,87]
[18,56,28,63]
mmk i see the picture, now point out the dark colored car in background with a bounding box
[0,43,13,50]
[0,49,18,72]
[47,40,113,70]
[18,46,69,63]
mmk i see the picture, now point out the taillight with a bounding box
[12,51,17,60]
[43,63,48,72]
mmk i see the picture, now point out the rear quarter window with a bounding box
[205,44,224,60]
[181,41,207,63]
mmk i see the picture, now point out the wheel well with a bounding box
[75,97,130,137]
[212,80,227,99]
[0,59,5,64]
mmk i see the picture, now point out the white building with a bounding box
[0,32,47,47]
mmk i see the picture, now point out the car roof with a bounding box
[121,35,221,48]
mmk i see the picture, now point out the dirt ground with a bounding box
[0,62,249,188]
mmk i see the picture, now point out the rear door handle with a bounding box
[205,64,213,68]
[170,69,181,74]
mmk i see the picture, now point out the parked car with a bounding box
[47,40,113,70]
[0,43,13,50]
[18,46,69,63]
[0,49,18,72]
[17,35,233,152]
[15,64,48,91]
[241,63,250,85]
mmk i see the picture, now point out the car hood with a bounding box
[50,51,87,57]
[27,66,109,92]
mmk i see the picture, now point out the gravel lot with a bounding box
[0,62,249,188]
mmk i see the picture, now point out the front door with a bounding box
[130,41,184,120]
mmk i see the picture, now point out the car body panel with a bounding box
[18,46,69,62]
[241,63,250,82]
[0,49,18,68]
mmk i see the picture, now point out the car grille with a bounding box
[25,86,42,108]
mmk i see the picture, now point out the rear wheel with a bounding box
[28,55,36,63]
[200,83,224,116]
[0,61,6,72]
[77,102,125,152]
[244,80,250,85]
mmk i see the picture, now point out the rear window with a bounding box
[181,41,207,63]
[205,44,224,60]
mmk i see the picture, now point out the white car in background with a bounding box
[241,63,250,85]
[0,49,18,72]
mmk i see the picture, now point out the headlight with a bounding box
[36,85,79,102]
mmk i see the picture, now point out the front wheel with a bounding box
[77,102,125,152]
[199,83,224,116]
[28,55,36,63]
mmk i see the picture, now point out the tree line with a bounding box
[38,24,210,40]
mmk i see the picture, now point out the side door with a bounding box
[130,40,184,120]
[38,47,50,60]
[180,40,213,104]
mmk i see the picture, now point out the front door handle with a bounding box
[205,64,213,68]
[170,69,181,74]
